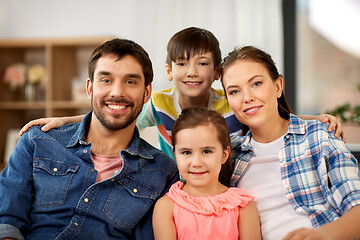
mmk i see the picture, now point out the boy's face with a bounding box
[166,52,220,100]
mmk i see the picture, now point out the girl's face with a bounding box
[222,60,283,131]
[165,52,220,101]
[174,124,230,192]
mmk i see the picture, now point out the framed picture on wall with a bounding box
[4,129,20,165]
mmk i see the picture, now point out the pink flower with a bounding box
[3,63,26,89]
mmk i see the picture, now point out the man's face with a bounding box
[87,54,151,131]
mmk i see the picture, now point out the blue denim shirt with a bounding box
[0,111,179,240]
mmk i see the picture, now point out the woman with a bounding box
[221,46,360,240]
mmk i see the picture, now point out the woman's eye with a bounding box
[228,90,239,95]
[253,81,261,87]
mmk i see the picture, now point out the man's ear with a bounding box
[165,64,173,81]
[86,78,93,99]
[144,83,152,104]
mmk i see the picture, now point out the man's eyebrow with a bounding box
[125,73,142,79]
[97,71,111,76]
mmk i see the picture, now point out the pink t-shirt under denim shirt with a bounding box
[91,151,123,182]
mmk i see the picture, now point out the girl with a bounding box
[221,46,360,240]
[152,106,261,240]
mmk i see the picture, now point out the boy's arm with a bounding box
[19,115,85,136]
[152,196,176,240]
[298,114,345,141]
[238,201,262,240]
[282,205,360,240]
[136,99,157,130]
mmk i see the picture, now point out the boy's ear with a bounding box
[214,64,221,81]
[165,64,173,81]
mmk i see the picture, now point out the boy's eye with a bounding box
[177,62,186,66]
[199,62,209,66]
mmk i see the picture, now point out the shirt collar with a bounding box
[231,113,306,150]
[66,110,154,160]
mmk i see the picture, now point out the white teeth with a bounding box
[245,107,260,113]
[185,82,200,85]
[108,104,126,110]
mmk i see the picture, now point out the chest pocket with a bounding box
[33,158,79,207]
[103,176,159,228]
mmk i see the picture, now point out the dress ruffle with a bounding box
[166,181,254,216]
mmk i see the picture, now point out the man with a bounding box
[0,38,178,239]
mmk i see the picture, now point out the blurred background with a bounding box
[0,0,359,166]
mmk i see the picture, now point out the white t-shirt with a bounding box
[237,135,312,240]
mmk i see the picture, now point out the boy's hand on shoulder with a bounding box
[317,114,346,142]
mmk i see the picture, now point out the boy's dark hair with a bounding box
[172,106,233,187]
[221,45,293,135]
[88,38,153,86]
[166,27,221,70]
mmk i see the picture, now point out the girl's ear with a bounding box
[165,64,173,81]
[86,78,93,99]
[275,77,284,98]
[222,146,231,164]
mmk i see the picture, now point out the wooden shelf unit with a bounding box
[0,37,112,168]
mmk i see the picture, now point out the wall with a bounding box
[0,0,283,91]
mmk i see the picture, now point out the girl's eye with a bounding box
[203,149,212,154]
[177,62,185,66]
[182,151,191,155]
[199,62,209,66]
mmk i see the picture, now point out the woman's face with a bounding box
[222,60,283,131]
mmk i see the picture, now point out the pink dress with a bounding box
[166,181,254,240]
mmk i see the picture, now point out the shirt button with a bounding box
[133,189,138,193]
[84,198,89,203]
[296,207,303,213]
[83,150,88,154]
[53,168,58,172]
[284,184,290,189]
[74,222,78,226]
[91,168,95,172]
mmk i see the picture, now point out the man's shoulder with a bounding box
[139,139,177,170]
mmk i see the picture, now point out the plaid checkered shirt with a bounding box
[230,114,360,227]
